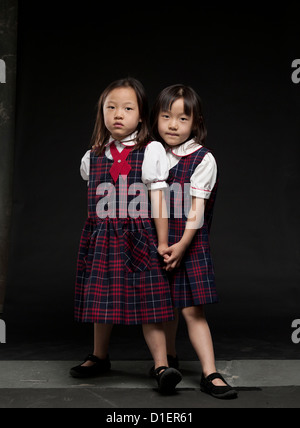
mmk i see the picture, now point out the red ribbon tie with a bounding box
[109,142,132,183]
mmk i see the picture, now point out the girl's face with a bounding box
[158,97,193,147]
[103,87,141,141]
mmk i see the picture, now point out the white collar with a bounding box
[105,131,138,147]
[166,138,202,157]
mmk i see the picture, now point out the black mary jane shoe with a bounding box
[149,355,179,378]
[70,354,111,378]
[154,366,182,394]
[200,372,238,399]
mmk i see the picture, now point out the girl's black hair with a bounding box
[150,84,207,145]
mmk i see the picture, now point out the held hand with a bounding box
[157,244,171,266]
[161,241,188,272]
[157,244,168,256]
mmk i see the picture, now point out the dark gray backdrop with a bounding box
[3,2,300,360]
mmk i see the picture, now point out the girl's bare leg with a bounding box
[142,323,168,369]
[163,308,179,357]
[181,305,226,386]
[82,323,113,367]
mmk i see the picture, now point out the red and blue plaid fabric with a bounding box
[167,146,219,307]
[74,147,174,325]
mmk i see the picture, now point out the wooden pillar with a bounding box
[0,0,18,313]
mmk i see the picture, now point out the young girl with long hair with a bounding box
[70,78,182,393]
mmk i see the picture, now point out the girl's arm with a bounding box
[141,141,170,255]
[163,197,205,271]
[150,189,169,255]
[80,150,91,182]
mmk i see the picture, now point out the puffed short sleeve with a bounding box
[190,152,217,199]
[142,141,169,190]
[80,150,90,181]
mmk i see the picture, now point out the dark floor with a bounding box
[0,352,299,408]
[1,357,300,409]
[1,298,300,408]
[1,386,299,409]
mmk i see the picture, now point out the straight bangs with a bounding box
[160,87,193,116]
[150,84,207,145]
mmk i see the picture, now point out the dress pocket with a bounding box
[123,229,152,273]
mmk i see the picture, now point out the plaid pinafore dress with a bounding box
[74,144,174,325]
[167,146,219,307]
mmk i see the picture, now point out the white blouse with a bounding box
[80,133,169,190]
[80,135,217,200]
[164,138,217,200]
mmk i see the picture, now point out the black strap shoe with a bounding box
[70,354,111,378]
[167,354,179,369]
[149,355,179,377]
[200,372,238,399]
[154,366,182,394]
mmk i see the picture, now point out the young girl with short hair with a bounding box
[150,84,237,399]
